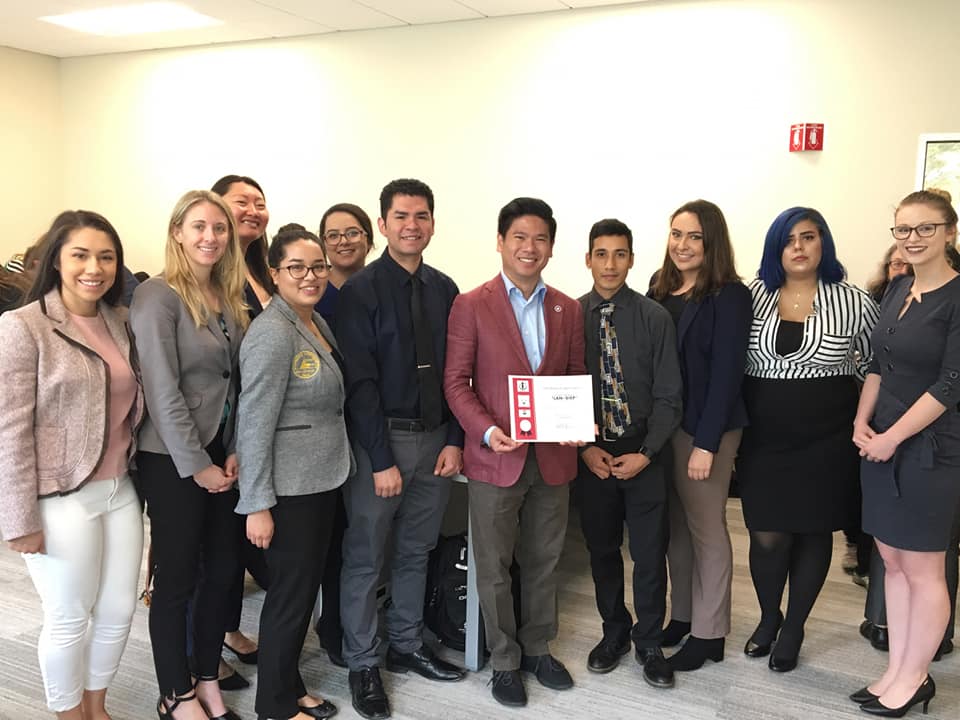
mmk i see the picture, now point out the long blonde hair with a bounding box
[163,190,249,330]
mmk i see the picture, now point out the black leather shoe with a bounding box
[349,667,390,720]
[635,646,675,688]
[861,620,890,652]
[587,638,631,673]
[743,612,783,658]
[490,670,527,707]
[385,645,464,682]
[660,619,691,648]
[520,654,573,689]
[767,627,803,673]
[297,700,338,719]
[850,686,880,705]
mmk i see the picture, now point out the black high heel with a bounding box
[860,675,935,717]
[157,690,196,720]
[768,628,803,673]
[744,611,783,658]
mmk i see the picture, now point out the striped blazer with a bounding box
[745,278,879,380]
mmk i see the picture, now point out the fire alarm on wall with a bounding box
[790,123,824,152]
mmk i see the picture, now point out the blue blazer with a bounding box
[675,281,752,452]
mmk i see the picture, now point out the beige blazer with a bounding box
[0,289,145,540]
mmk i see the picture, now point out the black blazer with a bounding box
[675,281,752,452]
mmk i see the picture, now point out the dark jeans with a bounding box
[257,491,337,719]
[139,432,242,696]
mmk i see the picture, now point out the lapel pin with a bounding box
[554,305,562,313]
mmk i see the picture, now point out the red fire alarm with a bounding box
[789,123,824,152]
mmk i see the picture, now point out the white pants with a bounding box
[22,474,143,711]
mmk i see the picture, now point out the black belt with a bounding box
[600,424,642,443]
[386,417,427,432]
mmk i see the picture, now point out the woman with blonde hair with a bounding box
[131,190,249,720]
[851,189,960,715]
[0,210,144,720]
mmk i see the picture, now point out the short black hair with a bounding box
[267,223,326,269]
[379,178,434,218]
[497,197,556,243]
[588,218,633,253]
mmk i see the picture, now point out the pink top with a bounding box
[69,312,137,480]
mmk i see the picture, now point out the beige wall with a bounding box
[0,46,61,262]
[8,0,960,292]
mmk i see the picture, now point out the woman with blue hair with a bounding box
[738,207,879,673]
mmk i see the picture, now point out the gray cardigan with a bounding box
[130,277,243,478]
[235,295,352,514]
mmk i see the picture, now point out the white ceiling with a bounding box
[0,0,648,58]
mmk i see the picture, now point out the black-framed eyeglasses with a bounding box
[323,228,366,245]
[278,263,330,279]
[890,223,950,240]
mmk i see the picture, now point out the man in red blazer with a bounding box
[444,197,586,708]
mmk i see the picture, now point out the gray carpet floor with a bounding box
[1,499,957,719]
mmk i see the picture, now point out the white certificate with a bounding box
[508,374,595,443]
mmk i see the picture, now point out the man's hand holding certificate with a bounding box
[508,375,595,443]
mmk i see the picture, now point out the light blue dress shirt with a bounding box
[483,272,547,445]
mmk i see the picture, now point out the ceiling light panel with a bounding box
[39,2,222,37]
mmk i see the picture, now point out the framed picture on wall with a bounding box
[915,133,960,203]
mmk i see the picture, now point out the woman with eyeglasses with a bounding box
[866,245,912,303]
[311,203,374,668]
[236,224,351,720]
[737,207,879,674]
[315,204,374,330]
[851,189,960,716]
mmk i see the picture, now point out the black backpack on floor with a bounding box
[424,533,470,651]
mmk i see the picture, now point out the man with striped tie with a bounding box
[577,218,683,687]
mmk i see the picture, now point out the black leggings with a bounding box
[748,530,832,656]
[139,433,242,696]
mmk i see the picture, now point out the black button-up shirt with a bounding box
[580,284,683,454]
[336,248,464,471]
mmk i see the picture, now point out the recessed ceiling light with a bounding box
[39,2,222,37]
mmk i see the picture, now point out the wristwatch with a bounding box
[638,445,654,459]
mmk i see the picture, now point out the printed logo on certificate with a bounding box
[508,375,594,443]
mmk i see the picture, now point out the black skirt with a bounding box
[738,374,860,533]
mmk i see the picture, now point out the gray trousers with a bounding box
[467,451,570,671]
[666,428,741,639]
[340,425,452,670]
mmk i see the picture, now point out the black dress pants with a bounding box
[317,489,346,654]
[139,432,243,697]
[579,437,668,649]
[257,491,337,719]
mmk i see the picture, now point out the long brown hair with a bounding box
[650,199,740,302]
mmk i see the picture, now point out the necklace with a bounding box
[793,290,803,311]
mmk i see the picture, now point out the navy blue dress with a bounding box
[862,274,960,551]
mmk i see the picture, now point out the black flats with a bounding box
[223,640,258,665]
[743,612,783,658]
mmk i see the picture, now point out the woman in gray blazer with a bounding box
[236,224,351,720]
[130,190,249,720]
